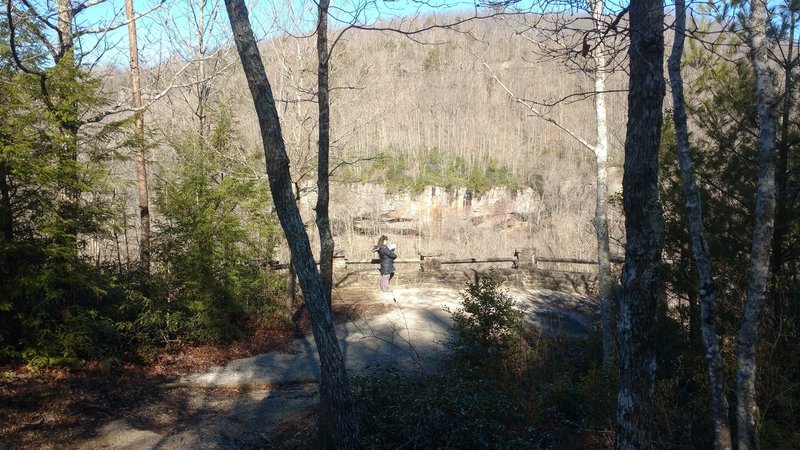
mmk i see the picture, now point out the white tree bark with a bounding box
[484,8,619,366]
[667,0,732,447]
[55,0,74,62]
[589,0,616,369]
[737,0,779,448]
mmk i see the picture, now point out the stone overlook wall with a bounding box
[332,250,599,296]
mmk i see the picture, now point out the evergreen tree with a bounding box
[1,8,128,363]
[152,110,282,343]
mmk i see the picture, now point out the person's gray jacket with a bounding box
[374,244,397,275]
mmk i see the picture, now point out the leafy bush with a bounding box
[2,256,146,367]
[0,104,287,367]
[0,44,135,367]
[354,335,618,449]
[447,273,525,366]
[354,275,616,449]
[422,47,443,72]
[523,331,616,432]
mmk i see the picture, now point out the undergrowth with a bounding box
[353,273,617,449]
[353,272,768,448]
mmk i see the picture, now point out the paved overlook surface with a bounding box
[78,285,598,450]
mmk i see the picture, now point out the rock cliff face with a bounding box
[315,183,542,238]
[291,179,617,264]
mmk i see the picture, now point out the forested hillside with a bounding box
[1,0,798,448]
[135,14,631,262]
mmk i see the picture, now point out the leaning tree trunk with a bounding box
[223,1,360,448]
[737,0,779,448]
[125,0,151,276]
[316,0,334,308]
[589,0,617,369]
[615,0,665,447]
[667,0,732,447]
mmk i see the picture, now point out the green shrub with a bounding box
[0,106,288,367]
[2,256,148,368]
[353,338,617,449]
[422,47,442,71]
[354,276,622,449]
[150,110,284,346]
[447,273,525,366]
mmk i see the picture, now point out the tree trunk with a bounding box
[223,1,360,448]
[286,255,297,318]
[589,0,617,369]
[0,162,14,284]
[615,0,665,447]
[737,0,779,447]
[667,0,733,447]
[55,0,74,61]
[125,0,151,276]
[54,0,81,257]
[770,8,795,301]
[0,163,12,244]
[316,0,334,308]
[195,0,211,140]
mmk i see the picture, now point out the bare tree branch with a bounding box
[79,1,164,35]
[73,0,108,15]
[14,0,60,59]
[5,1,57,112]
[480,53,595,153]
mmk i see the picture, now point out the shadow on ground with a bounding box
[71,284,598,449]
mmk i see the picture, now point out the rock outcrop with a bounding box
[309,183,542,237]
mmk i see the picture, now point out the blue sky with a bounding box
[76,0,488,66]
[68,0,797,68]
[76,0,634,67]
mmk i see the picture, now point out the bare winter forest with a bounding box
[106,14,632,264]
[2,0,799,448]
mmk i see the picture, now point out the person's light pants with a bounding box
[380,272,394,292]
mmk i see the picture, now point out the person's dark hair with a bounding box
[377,235,388,246]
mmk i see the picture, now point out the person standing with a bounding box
[374,235,397,293]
